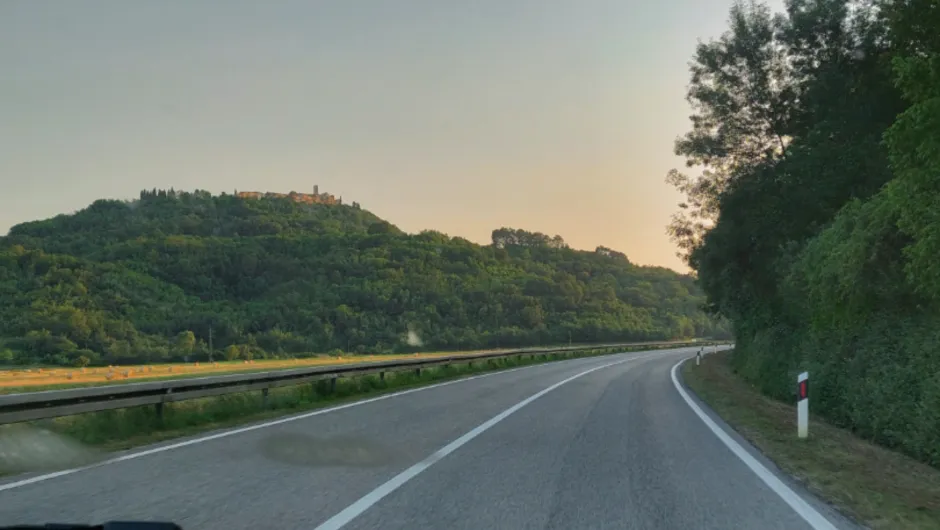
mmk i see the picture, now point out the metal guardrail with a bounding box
[0,340,717,425]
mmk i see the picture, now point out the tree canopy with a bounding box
[669,0,940,466]
[0,189,727,367]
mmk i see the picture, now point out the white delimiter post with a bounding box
[797,371,809,439]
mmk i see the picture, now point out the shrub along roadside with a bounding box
[666,0,940,474]
[28,344,681,454]
[682,351,940,530]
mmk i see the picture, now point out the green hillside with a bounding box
[0,189,727,366]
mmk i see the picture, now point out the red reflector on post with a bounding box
[798,380,808,400]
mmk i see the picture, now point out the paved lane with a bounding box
[336,350,857,530]
[0,346,857,529]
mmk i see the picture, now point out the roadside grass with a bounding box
[29,345,667,453]
[0,352,477,394]
[0,341,700,394]
[682,351,940,530]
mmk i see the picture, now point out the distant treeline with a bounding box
[0,189,728,367]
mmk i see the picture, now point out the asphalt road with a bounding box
[0,346,859,529]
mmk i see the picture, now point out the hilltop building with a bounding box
[236,185,342,205]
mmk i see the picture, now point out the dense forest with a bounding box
[669,0,940,466]
[0,188,728,367]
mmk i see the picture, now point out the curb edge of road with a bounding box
[672,356,868,530]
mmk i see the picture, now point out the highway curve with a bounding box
[0,346,859,529]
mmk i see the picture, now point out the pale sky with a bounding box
[0,0,783,272]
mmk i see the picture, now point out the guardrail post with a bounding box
[155,387,171,421]
[330,377,337,393]
[696,349,702,365]
[379,372,385,381]
[414,368,421,377]
[262,388,269,409]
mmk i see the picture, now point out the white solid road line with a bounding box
[0,365,537,493]
[670,358,839,530]
[0,348,676,494]
[313,352,664,530]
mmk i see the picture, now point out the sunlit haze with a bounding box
[1,0,781,272]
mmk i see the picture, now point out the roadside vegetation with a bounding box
[668,0,940,470]
[683,352,940,530]
[0,354,436,394]
[0,347,581,394]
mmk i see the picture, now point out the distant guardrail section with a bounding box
[0,340,721,424]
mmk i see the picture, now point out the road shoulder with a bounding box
[679,350,940,530]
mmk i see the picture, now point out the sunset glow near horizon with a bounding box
[0,0,784,273]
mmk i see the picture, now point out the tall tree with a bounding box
[667,0,798,262]
[883,0,940,300]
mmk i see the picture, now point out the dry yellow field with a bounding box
[0,352,463,392]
